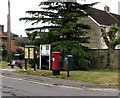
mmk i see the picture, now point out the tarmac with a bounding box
[1,68,119,92]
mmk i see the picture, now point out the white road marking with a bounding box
[1,75,119,92]
[1,75,55,87]
[0,69,21,71]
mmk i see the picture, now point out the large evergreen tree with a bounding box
[20,1,97,70]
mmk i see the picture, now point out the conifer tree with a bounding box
[20,1,97,70]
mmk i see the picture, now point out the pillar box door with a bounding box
[64,55,73,71]
[52,52,61,70]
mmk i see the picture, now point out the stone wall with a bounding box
[78,17,102,49]
[87,49,119,70]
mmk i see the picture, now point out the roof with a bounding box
[0,32,17,39]
[0,33,7,38]
[85,8,120,26]
[14,37,29,43]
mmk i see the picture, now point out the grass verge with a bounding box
[1,61,9,69]
[14,69,119,87]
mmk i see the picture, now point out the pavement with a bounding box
[1,68,119,92]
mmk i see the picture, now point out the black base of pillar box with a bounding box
[52,70,60,76]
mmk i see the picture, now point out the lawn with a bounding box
[1,58,119,87]
[1,61,9,69]
[14,69,119,87]
[0,56,9,69]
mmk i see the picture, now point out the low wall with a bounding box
[87,49,119,70]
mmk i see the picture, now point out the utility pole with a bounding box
[7,0,12,64]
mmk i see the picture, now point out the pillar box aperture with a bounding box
[52,52,61,75]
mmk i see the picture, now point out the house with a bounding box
[0,25,18,52]
[0,25,30,52]
[14,35,29,44]
[14,35,29,51]
[79,5,120,49]
[0,25,7,44]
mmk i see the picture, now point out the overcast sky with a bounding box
[0,0,119,37]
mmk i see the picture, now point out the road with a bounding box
[1,76,118,96]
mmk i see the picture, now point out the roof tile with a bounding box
[85,8,120,26]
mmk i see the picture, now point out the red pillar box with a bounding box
[52,52,61,75]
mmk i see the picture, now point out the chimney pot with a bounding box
[20,35,22,37]
[104,5,110,12]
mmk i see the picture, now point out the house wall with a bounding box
[0,25,18,52]
[88,49,119,70]
[2,38,7,43]
[11,40,18,51]
[78,17,102,49]
[2,38,18,52]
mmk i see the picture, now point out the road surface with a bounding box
[1,76,118,96]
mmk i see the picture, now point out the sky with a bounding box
[0,0,119,37]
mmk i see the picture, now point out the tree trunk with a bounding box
[105,48,114,70]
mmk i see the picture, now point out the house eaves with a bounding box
[88,15,101,27]
[88,16,110,28]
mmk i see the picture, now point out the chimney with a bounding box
[2,25,4,33]
[20,35,22,37]
[104,5,110,12]
[0,25,4,33]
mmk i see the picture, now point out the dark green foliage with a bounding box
[20,1,97,70]
[2,44,7,58]
[26,31,38,41]
[0,44,8,61]
[13,33,19,37]
[101,24,120,49]
[112,37,120,48]
[17,42,26,47]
